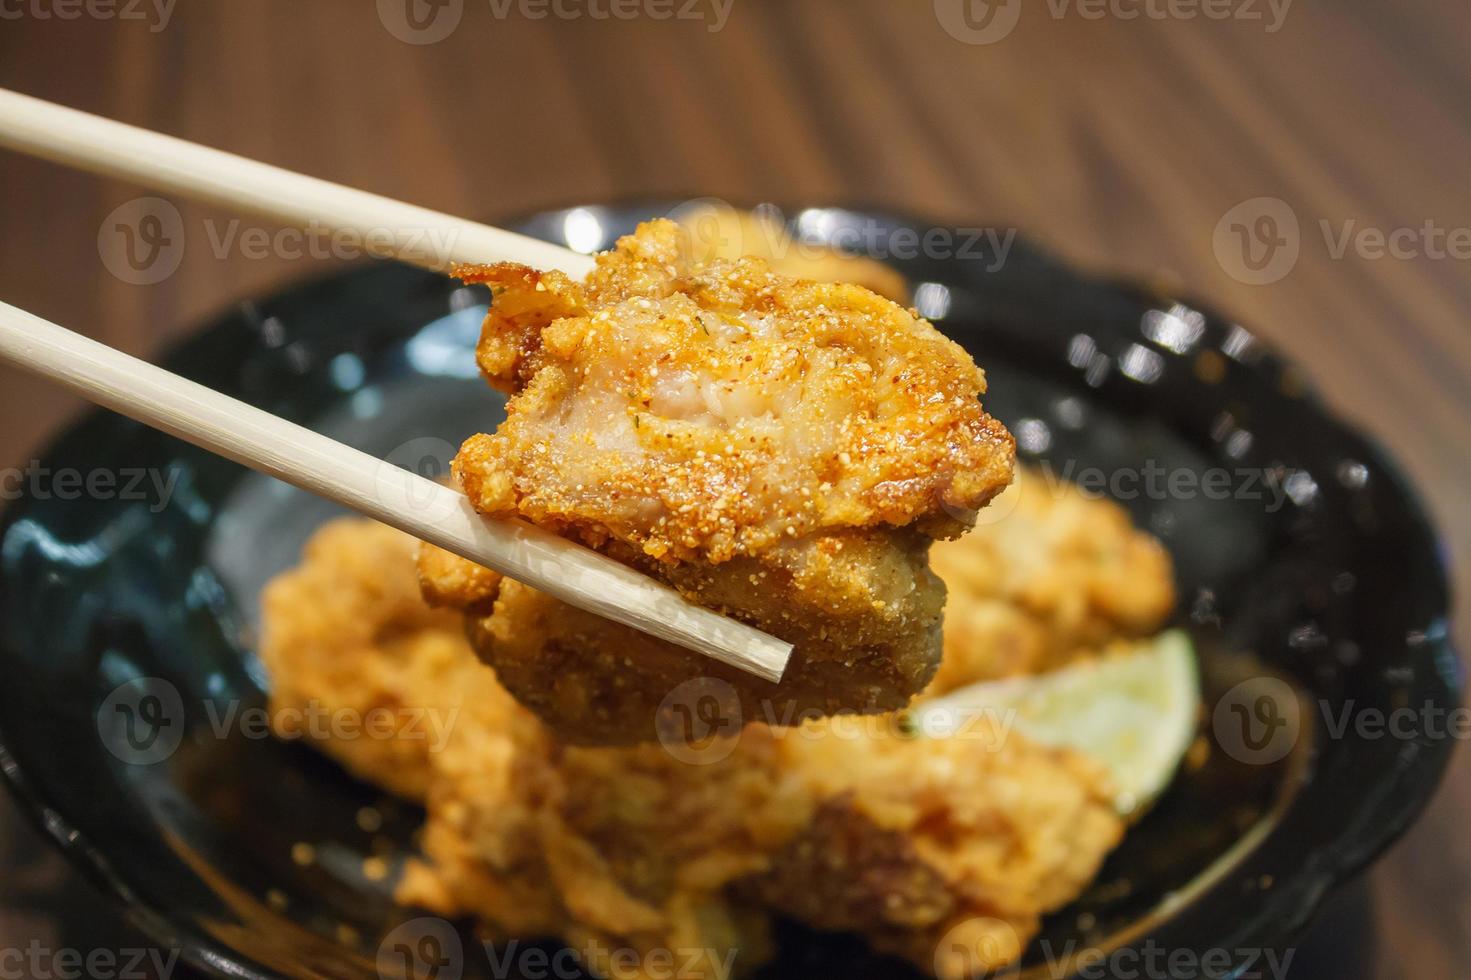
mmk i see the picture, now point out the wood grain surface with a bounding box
[0,2,1466,977]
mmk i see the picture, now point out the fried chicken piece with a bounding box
[403,729,780,979]
[433,219,1015,743]
[260,520,565,937]
[393,691,568,941]
[460,220,1008,557]
[258,520,482,801]
[258,521,762,957]
[411,715,1120,980]
[752,718,1123,979]
[530,740,783,980]
[924,467,1176,696]
[422,529,944,745]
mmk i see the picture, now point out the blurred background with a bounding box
[0,2,1466,977]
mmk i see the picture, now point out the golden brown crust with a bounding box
[455,219,1012,564]
[416,541,503,615]
[924,467,1177,696]
[672,204,911,304]
[757,718,1124,977]
[262,516,1130,980]
[431,219,1015,743]
[398,717,563,939]
[461,529,944,745]
[451,263,587,394]
[258,520,472,801]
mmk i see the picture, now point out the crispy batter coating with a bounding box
[753,718,1123,977]
[394,696,567,941]
[924,467,1176,696]
[261,517,1128,979]
[673,202,911,304]
[510,719,1122,980]
[260,521,562,936]
[258,520,478,801]
[437,219,1015,742]
[416,534,503,615]
[522,739,781,980]
[424,528,944,744]
[456,220,1010,559]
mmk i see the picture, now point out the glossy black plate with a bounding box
[0,203,1460,980]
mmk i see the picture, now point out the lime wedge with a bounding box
[913,630,1200,817]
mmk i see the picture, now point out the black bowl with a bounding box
[0,203,1459,980]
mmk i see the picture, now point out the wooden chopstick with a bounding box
[0,87,596,278]
[0,301,791,682]
[0,89,792,680]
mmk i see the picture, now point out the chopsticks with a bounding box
[0,301,790,682]
[0,89,793,683]
[0,88,594,278]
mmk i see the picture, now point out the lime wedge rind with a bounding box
[915,630,1200,817]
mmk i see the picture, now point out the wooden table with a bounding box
[0,2,1465,976]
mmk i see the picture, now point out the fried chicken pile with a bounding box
[257,214,1180,977]
[261,514,1129,980]
[426,219,1015,743]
